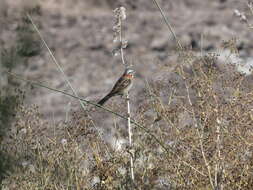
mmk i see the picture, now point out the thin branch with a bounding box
[151,0,182,49]
[26,13,111,157]
[7,71,206,177]
[185,81,215,189]
[127,93,134,181]
[215,115,224,189]
[119,18,126,66]
[116,6,134,181]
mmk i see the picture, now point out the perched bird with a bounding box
[98,68,135,105]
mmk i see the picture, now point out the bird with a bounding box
[98,68,135,105]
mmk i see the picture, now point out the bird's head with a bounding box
[124,68,135,78]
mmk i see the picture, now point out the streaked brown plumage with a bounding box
[98,68,134,105]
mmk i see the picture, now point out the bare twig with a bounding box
[214,117,224,190]
[127,93,134,181]
[26,13,112,157]
[115,6,134,181]
[151,0,182,49]
[7,71,206,177]
[185,81,215,189]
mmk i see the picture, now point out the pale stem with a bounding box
[127,93,134,180]
[118,12,134,181]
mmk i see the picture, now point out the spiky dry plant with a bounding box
[112,6,135,182]
[234,1,253,29]
[2,1,253,190]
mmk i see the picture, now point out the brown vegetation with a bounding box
[1,0,253,189]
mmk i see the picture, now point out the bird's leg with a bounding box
[121,93,130,101]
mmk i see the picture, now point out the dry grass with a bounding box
[1,51,253,189]
[1,1,253,190]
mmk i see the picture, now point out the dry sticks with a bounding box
[113,7,135,181]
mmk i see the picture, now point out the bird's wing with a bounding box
[110,77,131,95]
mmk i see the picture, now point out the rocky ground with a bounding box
[1,0,252,124]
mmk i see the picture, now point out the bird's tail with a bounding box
[97,93,114,105]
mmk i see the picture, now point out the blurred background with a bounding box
[1,1,253,188]
[0,0,252,122]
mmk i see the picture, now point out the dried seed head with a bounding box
[113,7,127,20]
[234,9,241,17]
[241,14,247,22]
[112,7,127,43]
[248,1,253,9]
[61,138,67,146]
[121,40,128,49]
[120,7,126,20]
[233,9,248,23]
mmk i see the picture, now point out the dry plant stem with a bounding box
[145,79,180,133]
[127,94,132,146]
[152,0,182,49]
[119,18,126,66]
[152,0,194,66]
[127,93,134,181]
[7,71,206,177]
[118,9,134,181]
[185,82,215,189]
[215,120,223,190]
[197,129,215,189]
[26,13,112,158]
